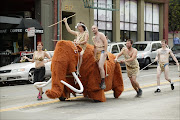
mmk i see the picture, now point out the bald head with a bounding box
[92,25,98,28]
[92,25,98,34]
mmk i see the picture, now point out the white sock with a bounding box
[157,86,160,89]
[171,82,173,85]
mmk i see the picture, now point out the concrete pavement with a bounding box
[0,64,179,120]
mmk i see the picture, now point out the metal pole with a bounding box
[34,34,36,51]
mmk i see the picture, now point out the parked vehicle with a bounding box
[169,44,180,62]
[132,41,162,69]
[0,51,54,84]
[107,42,126,68]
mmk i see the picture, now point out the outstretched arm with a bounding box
[45,52,52,62]
[24,52,35,63]
[114,49,124,63]
[63,18,78,36]
[170,50,179,66]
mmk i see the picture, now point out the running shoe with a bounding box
[135,89,142,97]
[154,88,161,93]
[37,91,44,98]
[171,83,174,90]
[37,95,42,100]
[138,88,142,96]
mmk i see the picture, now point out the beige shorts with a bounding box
[126,65,139,78]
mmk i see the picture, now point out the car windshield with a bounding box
[48,52,54,57]
[107,45,111,52]
[13,54,33,63]
[172,45,180,51]
[133,44,150,51]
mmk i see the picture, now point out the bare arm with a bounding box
[170,49,179,66]
[63,18,78,36]
[115,50,124,60]
[100,33,108,52]
[45,52,52,62]
[25,52,35,63]
[125,49,137,62]
[114,48,124,63]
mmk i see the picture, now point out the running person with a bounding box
[63,18,89,75]
[24,42,51,100]
[114,39,142,97]
[91,25,108,89]
[154,39,179,93]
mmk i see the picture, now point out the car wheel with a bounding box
[28,69,35,84]
[144,58,150,70]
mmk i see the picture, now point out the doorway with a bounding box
[62,11,76,41]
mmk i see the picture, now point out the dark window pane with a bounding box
[145,32,152,41]
[118,44,124,51]
[99,30,106,34]
[106,31,112,42]
[157,43,161,49]
[130,31,137,42]
[112,45,119,53]
[152,43,157,50]
[153,32,159,41]
[124,31,130,41]
[120,30,124,41]
[133,44,148,51]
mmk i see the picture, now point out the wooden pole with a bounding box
[48,14,76,27]
[52,39,59,41]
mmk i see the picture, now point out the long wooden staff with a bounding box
[178,65,180,77]
[48,14,76,27]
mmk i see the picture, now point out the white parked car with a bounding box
[107,42,126,68]
[0,51,54,84]
[132,41,162,69]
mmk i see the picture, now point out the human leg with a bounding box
[129,77,138,92]
[164,65,174,90]
[98,52,106,89]
[130,76,142,97]
[155,66,162,93]
[37,67,45,100]
[78,50,84,73]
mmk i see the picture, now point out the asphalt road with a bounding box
[0,64,180,120]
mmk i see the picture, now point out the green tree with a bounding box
[169,0,180,39]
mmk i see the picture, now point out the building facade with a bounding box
[0,0,168,66]
[59,0,168,44]
[0,0,169,51]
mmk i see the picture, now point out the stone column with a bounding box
[113,0,120,42]
[159,3,163,41]
[137,0,145,41]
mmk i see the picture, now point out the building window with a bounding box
[120,0,137,42]
[144,3,159,41]
[94,0,113,41]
